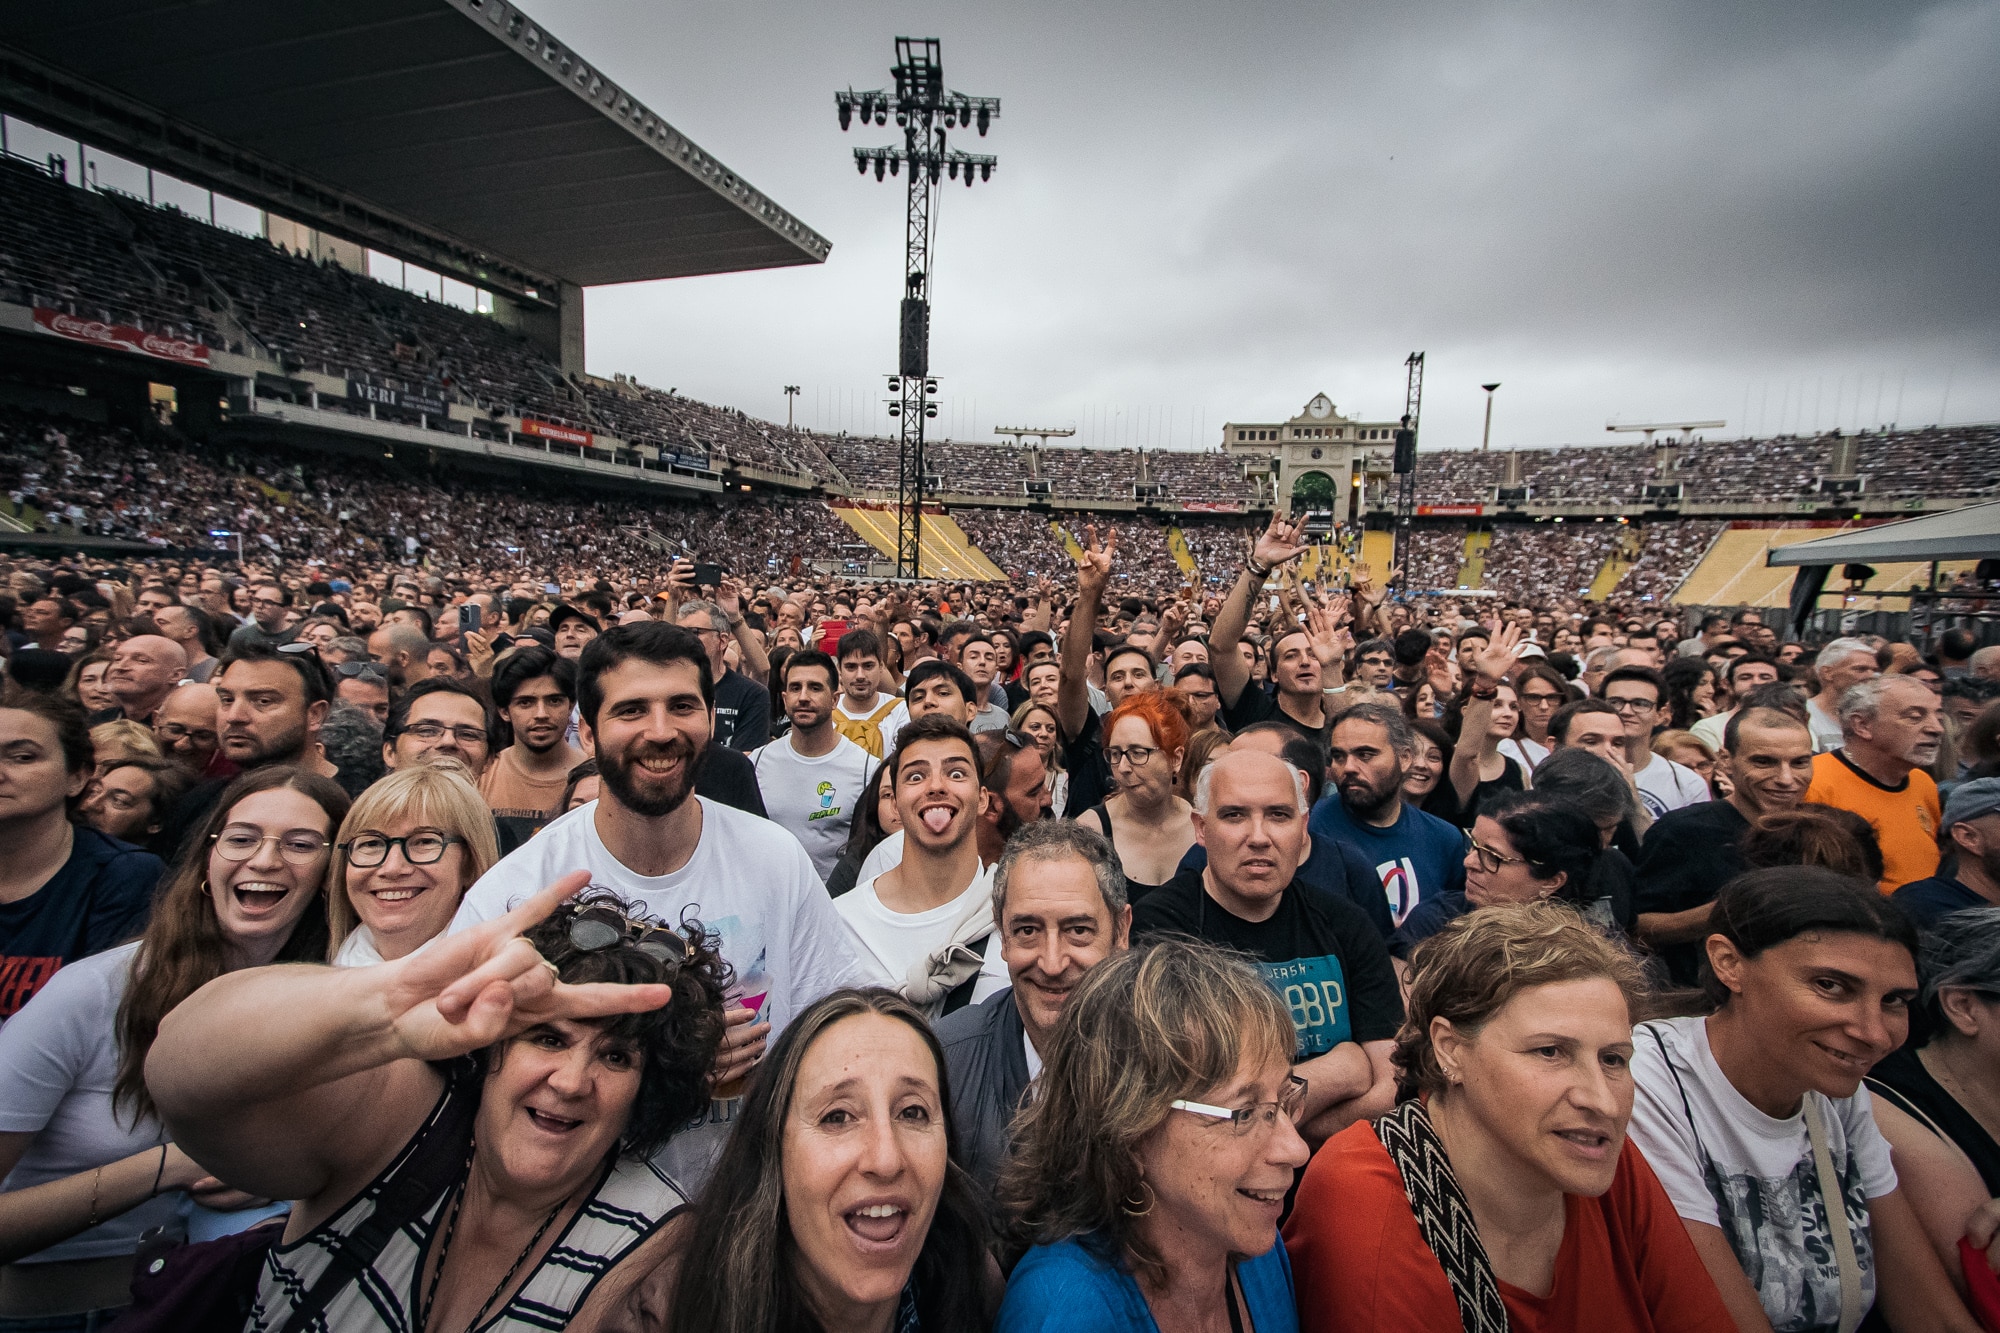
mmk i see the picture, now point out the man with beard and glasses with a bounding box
[835,715,996,1018]
[156,642,340,856]
[478,646,584,852]
[1310,701,1466,929]
[451,622,871,1191]
[750,649,877,884]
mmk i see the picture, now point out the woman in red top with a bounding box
[1284,903,1731,1332]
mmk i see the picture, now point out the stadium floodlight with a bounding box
[839,39,1000,578]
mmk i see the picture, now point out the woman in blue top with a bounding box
[997,938,1310,1332]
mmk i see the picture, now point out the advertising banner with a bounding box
[347,380,447,418]
[1417,504,1484,516]
[33,308,210,367]
[520,417,593,447]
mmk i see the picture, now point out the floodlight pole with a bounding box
[1391,352,1425,584]
[838,38,999,579]
[1480,382,1500,451]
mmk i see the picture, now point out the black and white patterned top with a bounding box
[247,1083,687,1333]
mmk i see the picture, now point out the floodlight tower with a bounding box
[1391,352,1425,582]
[837,39,1000,578]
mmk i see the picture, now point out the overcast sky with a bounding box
[527,0,2000,453]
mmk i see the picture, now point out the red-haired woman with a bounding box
[1077,689,1195,901]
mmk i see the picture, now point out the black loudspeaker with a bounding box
[1842,563,1876,583]
[1392,428,1417,475]
[899,298,929,377]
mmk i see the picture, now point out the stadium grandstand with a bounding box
[0,2,1994,607]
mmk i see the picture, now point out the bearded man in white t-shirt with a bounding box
[835,714,995,1017]
[451,622,873,1191]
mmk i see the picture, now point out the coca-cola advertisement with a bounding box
[32,308,211,367]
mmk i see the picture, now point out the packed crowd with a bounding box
[5,491,2000,1333]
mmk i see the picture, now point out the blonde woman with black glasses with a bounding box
[328,760,499,967]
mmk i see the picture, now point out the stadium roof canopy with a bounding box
[0,0,830,296]
[1767,501,2000,567]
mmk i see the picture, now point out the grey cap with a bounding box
[1942,777,2000,831]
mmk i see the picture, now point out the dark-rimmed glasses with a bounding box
[1466,835,1529,875]
[1171,1074,1308,1134]
[335,661,389,684]
[340,832,463,867]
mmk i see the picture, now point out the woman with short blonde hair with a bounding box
[327,759,498,965]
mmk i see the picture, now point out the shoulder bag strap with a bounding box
[274,1060,481,1333]
[1374,1099,1509,1333]
[1801,1096,1865,1333]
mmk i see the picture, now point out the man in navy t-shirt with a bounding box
[1894,777,2000,931]
[1311,702,1466,928]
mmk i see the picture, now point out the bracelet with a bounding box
[89,1165,103,1228]
[1469,684,1499,701]
[1245,558,1272,580]
[151,1143,168,1198]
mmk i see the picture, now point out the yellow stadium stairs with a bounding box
[1166,526,1198,578]
[1587,530,1641,601]
[828,504,1007,582]
[1053,520,1083,563]
[1458,529,1492,590]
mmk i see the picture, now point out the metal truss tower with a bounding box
[1392,351,1425,581]
[837,38,999,578]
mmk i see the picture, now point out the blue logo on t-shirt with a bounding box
[1258,955,1351,1058]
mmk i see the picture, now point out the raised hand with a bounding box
[385,871,672,1063]
[1425,644,1457,697]
[1471,620,1527,682]
[1076,524,1117,593]
[1251,512,1309,573]
[1303,591,1354,669]
[715,576,745,619]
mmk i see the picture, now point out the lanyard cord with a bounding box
[418,1137,568,1333]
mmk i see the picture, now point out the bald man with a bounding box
[105,634,188,723]
[152,681,226,776]
[367,623,434,690]
[1132,748,1403,1144]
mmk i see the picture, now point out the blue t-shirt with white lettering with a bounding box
[1130,869,1402,1060]
[1308,794,1466,928]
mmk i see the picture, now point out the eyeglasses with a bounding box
[156,722,218,745]
[334,661,389,683]
[1466,835,1530,875]
[341,832,464,867]
[1520,691,1563,706]
[212,826,331,864]
[1105,744,1161,768]
[1171,1075,1308,1134]
[567,905,689,969]
[276,641,318,656]
[1603,697,1657,714]
[400,721,489,745]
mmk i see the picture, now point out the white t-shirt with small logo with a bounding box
[748,733,877,884]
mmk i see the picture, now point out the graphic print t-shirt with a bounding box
[1308,796,1466,927]
[1132,869,1401,1058]
[748,733,877,883]
[1627,1015,1897,1333]
[0,828,163,1022]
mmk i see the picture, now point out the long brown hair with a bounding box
[114,766,350,1122]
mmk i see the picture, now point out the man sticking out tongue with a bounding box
[835,714,998,1019]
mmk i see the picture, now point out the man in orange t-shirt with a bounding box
[1803,675,1943,893]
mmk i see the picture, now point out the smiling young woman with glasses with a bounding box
[327,762,499,967]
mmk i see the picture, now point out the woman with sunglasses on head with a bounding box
[1287,904,1731,1332]
[1076,690,1197,902]
[0,766,345,1329]
[147,879,729,1333]
[997,938,1310,1333]
[570,987,997,1333]
[328,762,500,967]
[1627,868,1980,1333]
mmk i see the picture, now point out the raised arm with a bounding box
[148,872,669,1207]
[1210,513,1308,708]
[717,577,769,680]
[1056,527,1115,739]
[1449,622,1522,803]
